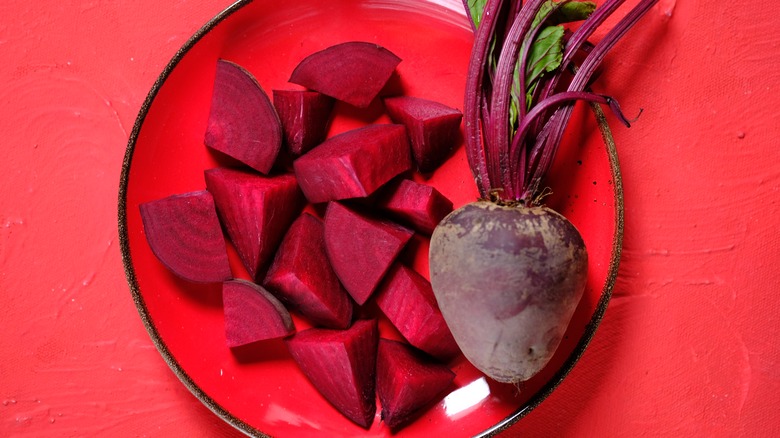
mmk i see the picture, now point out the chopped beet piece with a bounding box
[222,279,294,347]
[289,41,401,108]
[377,179,454,235]
[205,60,282,174]
[272,90,335,156]
[324,202,413,305]
[376,339,455,429]
[204,168,303,280]
[139,190,231,283]
[264,213,354,329]
[286,319,379,428]
[375,264,460,360]
[383,96,462,172]
[293,124,412,204]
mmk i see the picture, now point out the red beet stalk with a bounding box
[462,0,657,203]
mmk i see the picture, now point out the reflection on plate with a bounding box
[118,0,623,436]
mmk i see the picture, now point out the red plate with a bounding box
[118,0,623,436]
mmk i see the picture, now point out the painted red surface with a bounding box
[1,0,778,437]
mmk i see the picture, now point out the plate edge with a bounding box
[117,1,269,437]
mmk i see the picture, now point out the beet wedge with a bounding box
[289,41,401,108]
[204,168,304,280]
[205,60,282,174]
[286,319,379,428]
[383,96,463,172]
[375,264,459,360]
[324,202,414,305]
[264,213,354,329]
[293,124,411,204]
[377,339,455,429]
[272,90,334,156]
[377,179,454,235]
[139,190,231,283]
[222,279,294,348]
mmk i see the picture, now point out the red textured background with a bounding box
[1,0,778,436]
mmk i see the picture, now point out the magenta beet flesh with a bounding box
[293,124,412,204]
[377,178,454,235]
[324,202,413,305]
[205,60,282,174]
[289,41,401,108]
[376,339,455,429]
[383,96,462,172]
[139,190,231,283]
[285,319,379,428]
[204,167,303,280]
[272,90,334,156]
[375,264,459,360]
[264,213,354,329]
[222,279,295,347]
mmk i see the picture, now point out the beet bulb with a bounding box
[429,201,588,383]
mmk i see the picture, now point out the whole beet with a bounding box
[429,200,587,383]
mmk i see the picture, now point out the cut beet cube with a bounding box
[272,90,334,156]
[222,279,295,347]
[205,59,282,174]
[139,190,231,283]
[324,202,413,305]
[204,168,304,280]
[286,319,379,428]
[293,124,411,204]
[289,41,401,108]
[375,264,460,360]
[264,213,354,329]
[376,339,455,429]
[377,179,454,235]
[383,96,463,172]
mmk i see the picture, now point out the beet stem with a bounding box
[510,91,629,198]
[488,0,549,200]
[463,0,504,197]
[525,0,627,170]
[463,0,657,203]
[516,0,569,120]
[524,0,659,200]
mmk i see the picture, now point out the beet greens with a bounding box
[462,0,656,202]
